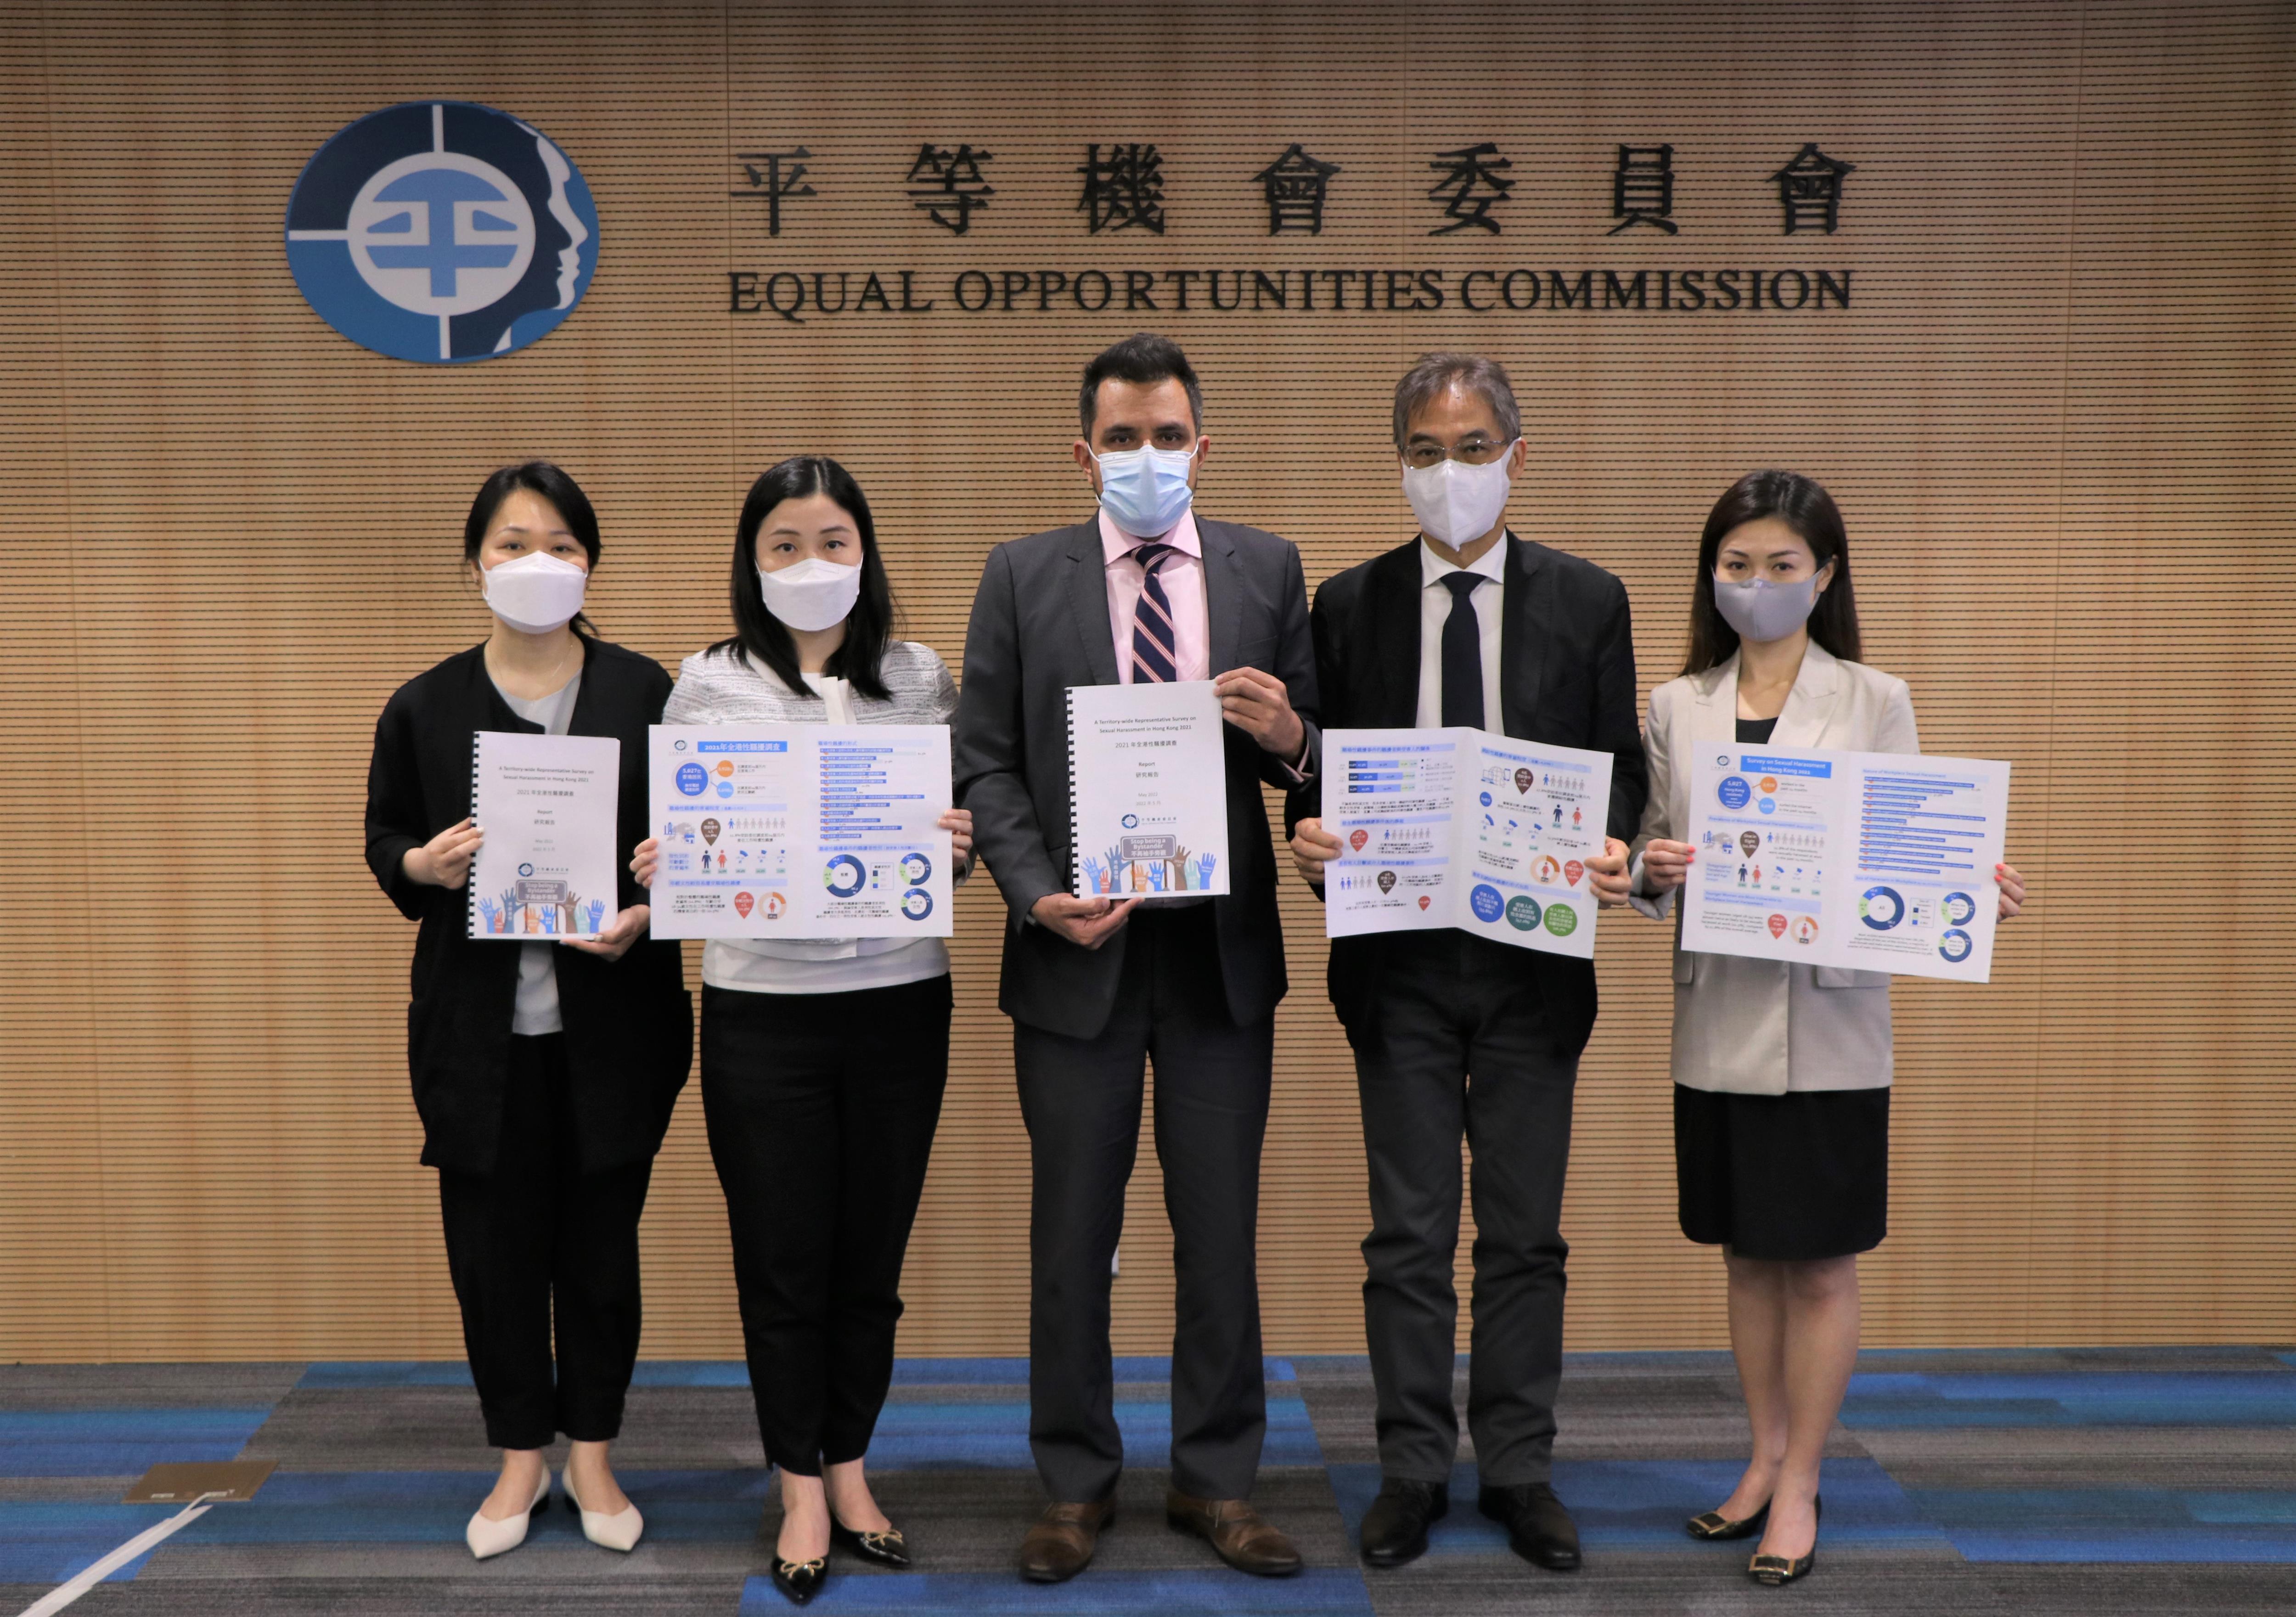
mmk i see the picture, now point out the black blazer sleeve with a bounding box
[1257,541,1323,794]
[1591,571,1650,843]
[953,541,1065,917]
[1284,570,1348,842]
[365,688,434,922]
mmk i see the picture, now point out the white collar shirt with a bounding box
[1414,534,1508,730]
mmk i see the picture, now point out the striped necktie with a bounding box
[1129,541,1179,682]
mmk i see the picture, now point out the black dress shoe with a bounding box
[830,1519,911,1568]
[1477,1482,1581,1572]
[1360,1477,1449,1567]
[770,1555,827,1605]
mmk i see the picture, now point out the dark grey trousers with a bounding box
[1352,931,1579,1486]
[1012,905,1275,1503]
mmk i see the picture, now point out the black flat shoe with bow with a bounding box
[771,1555,827,1605]
[830,1519,912,1568]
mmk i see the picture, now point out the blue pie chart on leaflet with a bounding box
[823,854,867,898]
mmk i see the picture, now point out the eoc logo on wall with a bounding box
[285,101,598,363]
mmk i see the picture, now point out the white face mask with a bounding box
[1401,445,1519,548]
[482,550,588,633]
[758,554,863,632]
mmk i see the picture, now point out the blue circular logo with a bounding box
[1716,775,1751,810]
[1469,884,1504,923]
[901,888,934,921]
[1479,792,1493,807]
[675,762,708,797]
[823,854,867,898]
[284,101,598,363]
[1757,797,1777,815]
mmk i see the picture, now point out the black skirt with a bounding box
[1674,1083,1889,1261]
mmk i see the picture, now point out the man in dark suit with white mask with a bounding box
[1289,354,1649,1575]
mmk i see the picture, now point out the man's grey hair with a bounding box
[1392,353,1521,449]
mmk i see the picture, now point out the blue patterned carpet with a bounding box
[3,1347,2292,1613]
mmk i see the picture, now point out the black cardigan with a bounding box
[364,638,693,1173]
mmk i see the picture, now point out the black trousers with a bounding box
[702,974,951,1476]
[1012,904,1274,1503]
[1352,932,1579,1487]
[437,1033,654,1452]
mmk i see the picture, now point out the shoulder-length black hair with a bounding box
[711,456,895,701]
[1681,469,1863,676]
[463,460,602,637]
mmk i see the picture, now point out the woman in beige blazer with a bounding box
[1630,471,2024,1587]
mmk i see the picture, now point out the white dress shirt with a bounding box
[1414,535,1507,729]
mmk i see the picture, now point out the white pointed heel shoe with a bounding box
[466,1464,551,1560]
[563,1466,644,1552]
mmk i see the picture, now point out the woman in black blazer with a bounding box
[364,462,692,1560]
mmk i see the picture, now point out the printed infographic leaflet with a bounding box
[1683,744,2011,983]
[648,724,954,941]
[1067,680,1232,901]
[1320,727,1615,959]
[467,730,623,939]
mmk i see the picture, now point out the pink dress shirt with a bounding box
[1099,508,1209,683]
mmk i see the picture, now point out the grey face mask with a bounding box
[1712,573,1821,643]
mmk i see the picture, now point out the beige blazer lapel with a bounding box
[1769,640,1842,749]
[1678,655,1739,839]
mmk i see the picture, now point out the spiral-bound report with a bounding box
[1066,680,1230,900]
[466,729,622,940]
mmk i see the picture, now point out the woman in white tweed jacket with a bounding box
[633,456,969,1605]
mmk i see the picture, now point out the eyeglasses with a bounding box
[1402,437,1515,469]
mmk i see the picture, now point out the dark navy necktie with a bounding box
[1130,542,1179,682]
[1439,570,1485,729]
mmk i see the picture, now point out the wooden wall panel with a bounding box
[0,0,2287,1362]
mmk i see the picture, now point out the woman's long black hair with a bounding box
[463,461,602,637]
[1681,469,1863,676]
[712,456,895,700]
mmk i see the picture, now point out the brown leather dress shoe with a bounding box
[1018,1497,1114,1583]
[1165,1490,1304,1577]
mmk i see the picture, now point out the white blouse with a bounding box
[662,642,962,996]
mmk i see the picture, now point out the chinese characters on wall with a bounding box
[731,140,1857,238]
[725,139,1862,323]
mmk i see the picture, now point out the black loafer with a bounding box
[770,1555,827,1605]
[1360,1477,1449,1567]
[830,1519,912,1568]
[1477,1481,1581,1572]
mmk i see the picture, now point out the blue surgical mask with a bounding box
[1093,443,1197,537]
